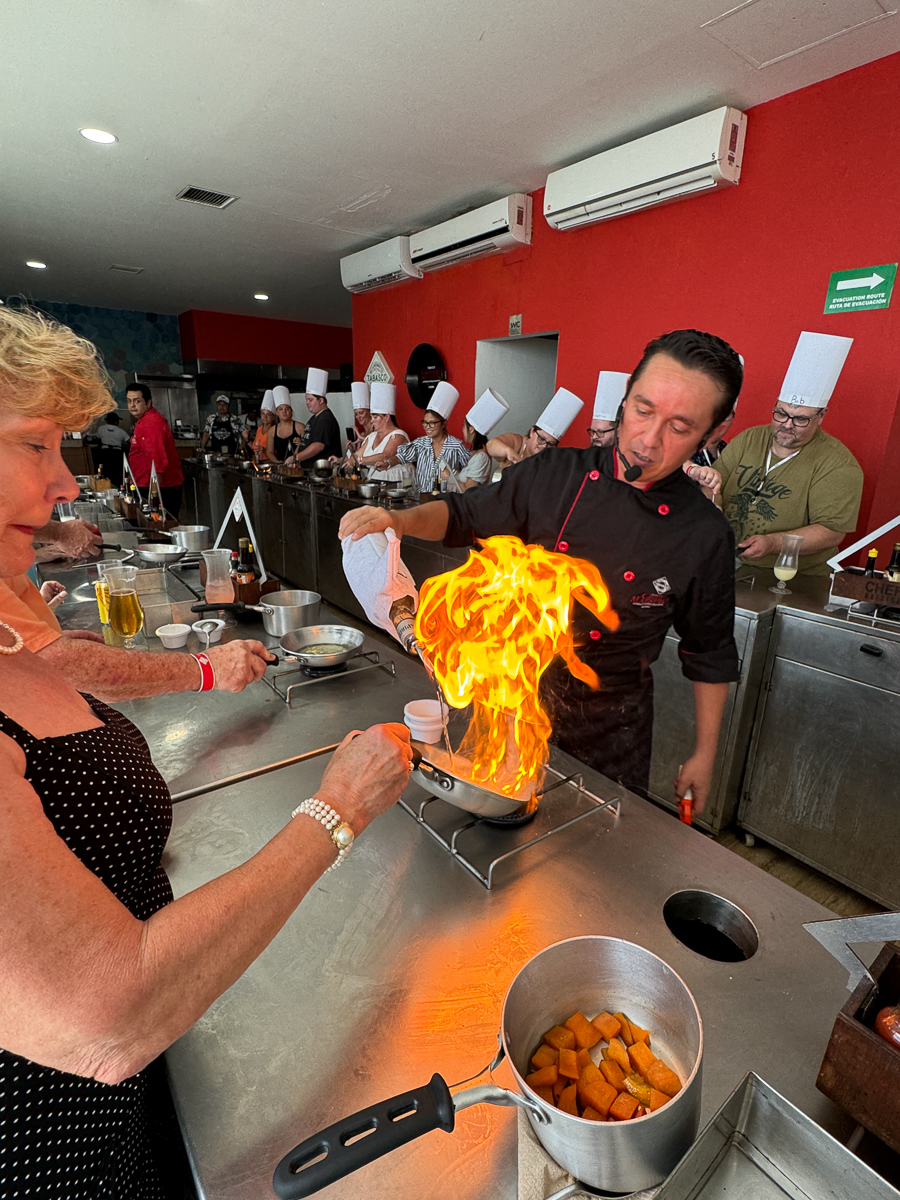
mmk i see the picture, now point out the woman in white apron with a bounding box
[356,383,411,482]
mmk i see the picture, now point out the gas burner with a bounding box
[302,661,348,678]
[261,649,396,706]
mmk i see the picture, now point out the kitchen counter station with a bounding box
[163,747,862,1200]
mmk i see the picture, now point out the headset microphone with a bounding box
[615,439,643,482]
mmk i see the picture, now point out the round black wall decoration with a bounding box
[405,343,447,410]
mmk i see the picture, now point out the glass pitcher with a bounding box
[104,565,144,647]
[770,533,804,595]
[201,548,236,625]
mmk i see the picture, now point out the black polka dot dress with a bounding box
[0,697,178,1200]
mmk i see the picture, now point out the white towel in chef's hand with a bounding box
[341,528,418,642]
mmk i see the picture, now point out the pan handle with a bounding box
[272,1073,454,1199]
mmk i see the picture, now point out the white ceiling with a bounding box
[2,0,898,327]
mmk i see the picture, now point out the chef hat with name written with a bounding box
[426,380,459,421]
[593,371,630,422]
[466,388,510,436]
[261,389,277,414]
[370,382,397,415]
[305,367,329,397]
[779,332,853,408]
[536,388,584,440]
[351,381,370,409]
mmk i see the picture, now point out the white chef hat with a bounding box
[426,380,459,421]
[273,385,292,409]
[305,367,329,397]
[370,382,397,415]
[593,371,629,422]
[536,388,584,440]
[779,332,853,408]
[351,381,370,409]
[466,388,509,436]
[261,389,277,414]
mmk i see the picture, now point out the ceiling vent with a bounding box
[176,185,238,209]
[110,264,144,274]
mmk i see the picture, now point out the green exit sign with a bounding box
[824,264,896,314]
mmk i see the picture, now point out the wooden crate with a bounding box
[817,946,900,1153]
[830,568,900,608]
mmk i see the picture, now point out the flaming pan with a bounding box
[410,741,538,819]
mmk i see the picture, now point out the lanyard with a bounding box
[755,446,799,493]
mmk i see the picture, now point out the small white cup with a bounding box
[156,623,191,649]
[404,699,445,744]
[191,618,226,644]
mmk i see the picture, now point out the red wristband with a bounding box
[191,652,216,692]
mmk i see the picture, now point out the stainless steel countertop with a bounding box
[164,750,857,1200]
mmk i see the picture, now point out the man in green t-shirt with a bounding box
[688,331,862,578]
[709,412,862,577]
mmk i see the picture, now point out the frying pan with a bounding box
[409,740,530,818]
[135,543,189,565]
[277,624,365,667]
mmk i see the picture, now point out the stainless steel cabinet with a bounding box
[282,487,317,593]
[251,477,289,580]
[739,610,900,908]
[312,492,365,619]
[648,606,775,833]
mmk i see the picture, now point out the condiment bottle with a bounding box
[864,548,878,577]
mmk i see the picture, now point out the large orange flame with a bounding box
[414,535,618,796]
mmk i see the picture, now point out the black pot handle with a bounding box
[272,1074,454,1199]
[190,601,244,614]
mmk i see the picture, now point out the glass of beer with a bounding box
[104,565,144,647]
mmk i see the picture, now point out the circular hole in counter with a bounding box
[663,890,759,962]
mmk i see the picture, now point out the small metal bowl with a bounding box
[357,482,381,499]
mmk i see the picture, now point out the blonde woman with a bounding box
[0,307,412,1198]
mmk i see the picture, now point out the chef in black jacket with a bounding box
[340,330,742,812]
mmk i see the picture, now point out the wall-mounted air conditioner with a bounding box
[340,236,423,294]
[544,107,747,231]
[410,194,532,273]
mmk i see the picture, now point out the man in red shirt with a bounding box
[126,383,184,516]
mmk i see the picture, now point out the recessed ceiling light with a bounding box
[80,127,117,144]
[254,293,269,300]
[26,260,47,269]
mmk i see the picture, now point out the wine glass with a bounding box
[770,533,804,595]
[104,566,144,648]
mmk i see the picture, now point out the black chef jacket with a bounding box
[441,446,740,793]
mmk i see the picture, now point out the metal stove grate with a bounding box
[399,763,621,889]
[261,649,395,706]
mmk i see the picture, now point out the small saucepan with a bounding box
[357,481,381,500]
[167,524,210,552]
[191,590,321,637]
[277,624,365,667]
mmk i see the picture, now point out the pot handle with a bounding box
[272,1073,455,1199]
[190,602,244,614]
[452,1082,548,1123]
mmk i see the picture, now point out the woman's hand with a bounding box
[40,580,67,610]
[207,640,274,692]
[316,724,412,833]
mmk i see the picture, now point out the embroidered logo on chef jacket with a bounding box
[631,592,669,608]
[652,576,671,595]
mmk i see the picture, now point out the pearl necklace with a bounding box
[0,620,25,655]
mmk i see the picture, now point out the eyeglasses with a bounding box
[587,427,612,443]
[772,407,818,428]
[534,431,557,449]
[421,419,443,429]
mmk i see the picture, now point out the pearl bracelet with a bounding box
[291,797,355,871]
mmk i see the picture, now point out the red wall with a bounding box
[179,309,352,368]
[352,52,900,556]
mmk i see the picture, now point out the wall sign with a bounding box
[509,313,523,336]
[405,343,447,409]
[364,351,394,385]
[824,264,896,314]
